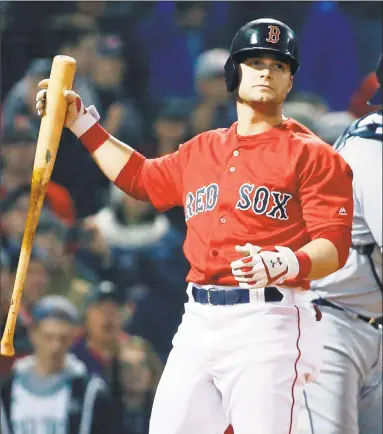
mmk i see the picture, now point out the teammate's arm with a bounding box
[352,139,383,249]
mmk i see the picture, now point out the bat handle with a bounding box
[1,339,15,358]
[1,303,18,357]
[0,251,30,357]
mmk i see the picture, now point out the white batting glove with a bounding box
[35,87,100,137]
[230,243,300,289]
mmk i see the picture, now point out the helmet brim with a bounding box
[232,47,299,74]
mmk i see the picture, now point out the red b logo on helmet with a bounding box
[266,25,280,44]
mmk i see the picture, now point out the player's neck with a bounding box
[236,102,286,136]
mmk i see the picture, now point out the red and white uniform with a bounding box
[37,71,354,434]
[116,119,353,287]
[111,119,353,434]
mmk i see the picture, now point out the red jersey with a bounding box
[115,119,353,287]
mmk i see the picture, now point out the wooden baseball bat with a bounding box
[0,55,76,357]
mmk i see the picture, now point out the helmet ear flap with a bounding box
[224,57,239,92]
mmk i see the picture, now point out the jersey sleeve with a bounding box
[114,149,184,211]
[297,142,354,235]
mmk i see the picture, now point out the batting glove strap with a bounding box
[274,246,300,280]
[70,103,110,154]
[70,104,100,137]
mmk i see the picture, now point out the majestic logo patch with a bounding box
[338,207,348,215]
[266,25,281,44]
[235,184,292,220]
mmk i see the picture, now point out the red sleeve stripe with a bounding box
[80,123,110,154]
[114,151,146,193]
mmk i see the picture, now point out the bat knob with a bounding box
[0,340,15,357]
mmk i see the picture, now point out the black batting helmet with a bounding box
[224,18,299,92]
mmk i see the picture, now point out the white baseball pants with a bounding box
[149,285,324,434]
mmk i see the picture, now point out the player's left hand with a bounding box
[230,243,299,289]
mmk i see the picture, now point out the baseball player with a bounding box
[298,55,383,434]
[36,19,354,434]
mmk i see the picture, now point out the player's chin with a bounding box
[251,94,277,104]
[248,90,277,103]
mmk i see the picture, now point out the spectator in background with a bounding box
[125,224,189,363]
[0,184,70,255]
[48,18,100,106]
[283,102,320,134]
[286,91,329,116]
[0,249,16,383]
[89,184,170,249]
[0,249,50,363]
[1,58,51,135]
[1,128,37,192]
[33,211,70,274]
[134,1,230,103]
[0,296,116,434]
[0,249,12,325]
[44,19,110,217]
[349,69,381,118]
[119,336,163,434]
[72,281,125,427]
[294,1,360,111]
[84,184,188,361]
[0,129,76,225]
[144,98,191,158]
[0,183,124,308]
[72,281,122,376]
[315,111,357,145]
[91,34,144,146]
[190,48,236,135]
[140,98,191,232]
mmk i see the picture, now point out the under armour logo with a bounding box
[266,25,281,44]
[270,257,283,268]
[338,207,348,215]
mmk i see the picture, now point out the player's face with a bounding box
[237,56,293,105]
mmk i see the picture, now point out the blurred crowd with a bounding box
[1,1,382,433]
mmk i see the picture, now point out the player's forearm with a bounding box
[71,113,137,182]
[298,238,341,280]
[91,135,135,182]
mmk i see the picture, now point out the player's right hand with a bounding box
[36,79,85,129]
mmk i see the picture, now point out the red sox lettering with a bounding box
[185,183,292,221]
[185,183,219,221]
[235,184,292,219]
